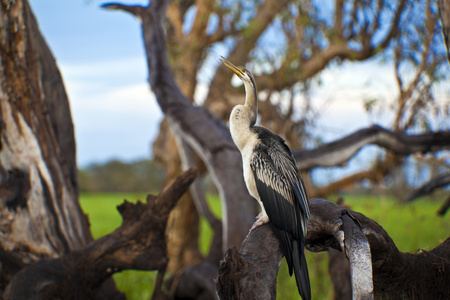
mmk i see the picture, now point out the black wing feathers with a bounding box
[250,126,311,300]
[252,149,300,238]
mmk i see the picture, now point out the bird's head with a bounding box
[220,56,256,89]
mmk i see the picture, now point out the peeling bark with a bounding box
[0,0,94,290]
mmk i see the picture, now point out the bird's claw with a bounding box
[248,212,269,235]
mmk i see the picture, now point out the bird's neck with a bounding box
[229,105,257,151]
[243,80,257,126]
[229,80,259,151]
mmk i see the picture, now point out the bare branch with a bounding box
[293,125,450,170]
[175,137,223,261]
[405,173,450,202]
[101,2,145,19]
[437,194,450,216]
[438,0,450,63]
[204,0,291,114]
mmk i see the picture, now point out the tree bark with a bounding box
[216,225,282,300]
[218,198,450,300]
[0,0,95,290]
[3,168,198,300]
[152,118,203,272]
[328,248,352,300]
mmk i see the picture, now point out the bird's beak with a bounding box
[220,56,243,78]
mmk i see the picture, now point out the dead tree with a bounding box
[0,0,111,293]
[3,168,198,300]
[217,198,450,300]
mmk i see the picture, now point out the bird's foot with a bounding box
[248,212,269,235]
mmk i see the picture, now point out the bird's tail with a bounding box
[293,240,311,300]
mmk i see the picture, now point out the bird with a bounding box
[220,56,311,300]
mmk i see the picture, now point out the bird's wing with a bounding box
[267,141,310,235]
[251,145,307,239]
[251,144,312,300]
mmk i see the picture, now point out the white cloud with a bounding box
[58,58,163,166]
[307,60,400,140]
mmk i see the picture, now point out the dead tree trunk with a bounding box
[102,1,258,254]
[0,0,96,291]
[3,168,198,300]
[217,198,450,300]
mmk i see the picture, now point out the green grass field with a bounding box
[80,193,449,299]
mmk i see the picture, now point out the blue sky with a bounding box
[29,1,449,175]
[29,0,161,167]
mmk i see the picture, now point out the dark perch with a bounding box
[217,198,450,300]
[3,168,198,300]
[216,225,282,300]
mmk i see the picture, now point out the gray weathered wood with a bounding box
[293,125,450,170]
[0,0,92,287]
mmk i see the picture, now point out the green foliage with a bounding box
[78,159,165,193]
[80,193,449,299]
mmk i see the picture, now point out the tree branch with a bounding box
[405,173,450,202]
[437,194,450,216]
[101,2,145,19]
[438,0,450,63]
[175,136,223,262]
[4,168,198,300]
[204,0,290,116]
[293,125,450,170]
